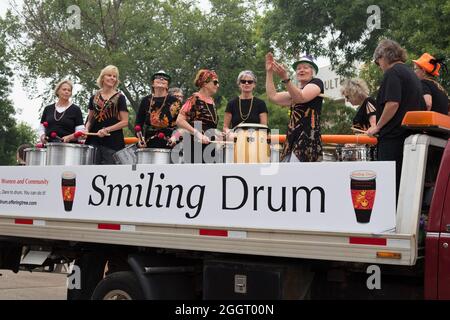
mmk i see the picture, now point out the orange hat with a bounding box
[413,53,441,77]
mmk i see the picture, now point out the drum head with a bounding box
[234,123,269,131]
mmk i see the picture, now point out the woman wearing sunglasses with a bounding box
[135,70,182,148]
[223,70,268,135]
[176,69,220,163]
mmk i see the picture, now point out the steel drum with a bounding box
[46,143,95,165]
[322,145,338,162]
[340,145,370,161]
[270,144,282,163]
[113,144,138,165]
[24,148,47,166]
[136,148,171,164]
[214,141,234,163]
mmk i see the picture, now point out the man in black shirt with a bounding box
[367,39,425,200]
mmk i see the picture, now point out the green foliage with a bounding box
[263,0,450,91]
[0,30,37,165]
[3,0,267,127]
[321,99,356,135]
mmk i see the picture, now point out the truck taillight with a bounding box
[376,252,402,259]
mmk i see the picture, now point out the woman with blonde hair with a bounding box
[176,69,220,163]
[340,78,376,132]
[39,79,84,143]
[85,65,129,164]
[413,53,449,115]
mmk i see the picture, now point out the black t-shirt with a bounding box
[225,96,268,128]
[376,63,425,139]
[421,79,449,115]
[352,97,377,131]
[85,91,128,151]
[298,78,324,113]
[40,103,84,142]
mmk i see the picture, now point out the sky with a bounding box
[0,0,330,130]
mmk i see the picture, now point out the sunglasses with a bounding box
[211,80,219,86]
[344,95,350,100]
[155,75,169,81]
[240,79,255,84]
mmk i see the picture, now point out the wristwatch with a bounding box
[281,78,291,84]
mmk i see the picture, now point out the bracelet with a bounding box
[281,78,291,84]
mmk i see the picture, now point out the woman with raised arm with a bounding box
[85,65,129,165]
[265,53,324,162]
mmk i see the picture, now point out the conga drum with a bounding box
[233,123,270,163]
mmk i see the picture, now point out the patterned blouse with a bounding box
[281,78,324,162]
[181,93,218,132]
[135,94,181,142]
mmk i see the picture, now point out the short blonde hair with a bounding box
[96,65,120,89]
[341,78,370,101]
[54,79,73,97]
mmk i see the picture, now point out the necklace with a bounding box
[238,96,254,122]
[148,94,168,114]
[204,100,218,125]
[54,103,70,122]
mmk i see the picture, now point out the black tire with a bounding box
[91,271,144,300]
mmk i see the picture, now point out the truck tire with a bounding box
[91,271,144,300]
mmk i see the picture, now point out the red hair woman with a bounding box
[176,69,220,163]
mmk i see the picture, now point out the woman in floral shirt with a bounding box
[135,70,182,149]
[176,69,220,163]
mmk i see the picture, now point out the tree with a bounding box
[0,27,37,165]
[321,99,356,135]
[263,0,450,90]
[3,0,267,126]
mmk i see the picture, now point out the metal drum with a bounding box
[340,145,370,161]
[322,145,337,162]
[136,148,171,164]
[214,141,235,163]
[113,144,138,165]
[234,123,270,163]
[270,144,282,163]
[24,148,47,166]
[46,143,94,165]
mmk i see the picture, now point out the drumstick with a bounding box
[75,131,111,137]
[351,127,367,134]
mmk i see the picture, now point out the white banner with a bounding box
[0,162,396,233]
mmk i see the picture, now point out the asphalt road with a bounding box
[0,269,67,300]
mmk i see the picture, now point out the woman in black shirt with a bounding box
[39,80,84,143]
[135,70,181,148]
[413,53,449,115]
[85,65,129,165]
[340,78,376,131]
[265,53,324,162]
[223,70,268,136]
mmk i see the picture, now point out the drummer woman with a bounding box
[85,65,129,165]
[135,70,181,148]
[39,80,84,143]
[176,69,220,163]
[265,53,324,162]
[340,78,376,131]
[223,70,268,135]
[413,53,449,115]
